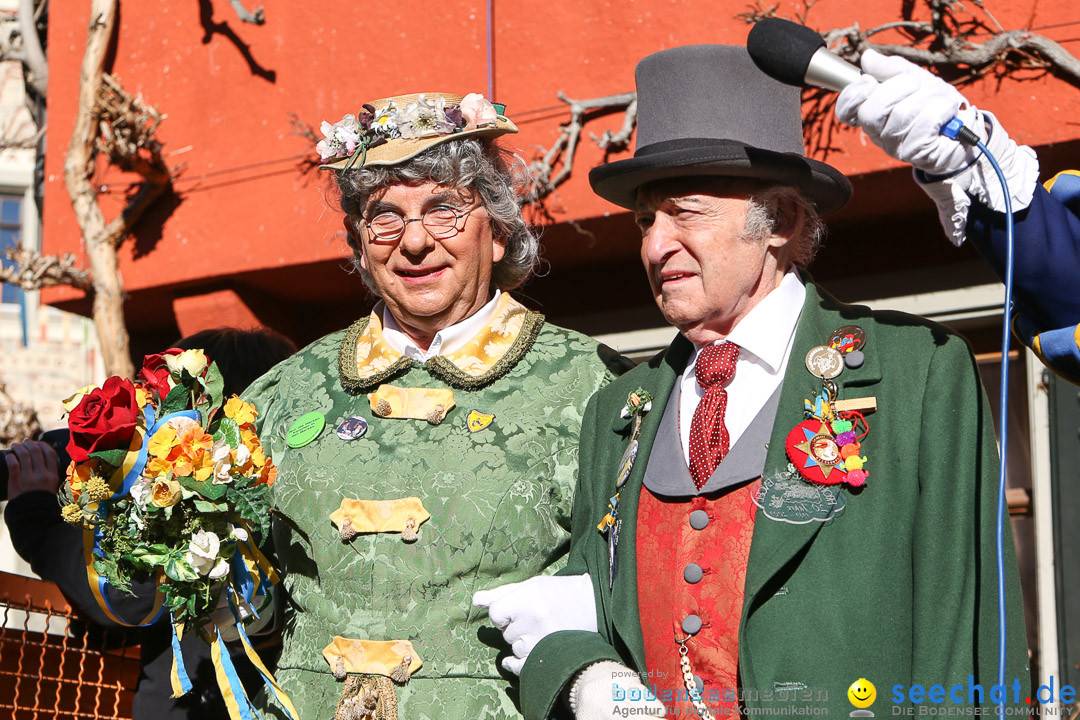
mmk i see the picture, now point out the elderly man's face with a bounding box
[635,179,785,343]
[358,182,505,342]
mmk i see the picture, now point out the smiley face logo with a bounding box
[848,678,876,709]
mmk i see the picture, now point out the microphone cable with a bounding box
[940,116,1015,717]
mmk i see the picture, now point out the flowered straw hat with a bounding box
[317,92,518,171]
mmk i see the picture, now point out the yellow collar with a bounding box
[338,293,545,392]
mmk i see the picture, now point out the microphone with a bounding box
[746,18,863,92]
[745,17,979,145]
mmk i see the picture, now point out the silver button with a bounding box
[693,675,705,695]
[682,614,702,635]
[684,563,704,584]
[689,510,709,530]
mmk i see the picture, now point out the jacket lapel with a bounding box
[610,334,693,672]
[740,279,882,678]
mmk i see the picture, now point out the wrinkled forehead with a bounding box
[634,177,769,211]
[363,181,476,213]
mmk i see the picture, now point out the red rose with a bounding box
[66,376,143,463]
[138,348,182,399]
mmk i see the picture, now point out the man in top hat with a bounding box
[490,44,1029,719]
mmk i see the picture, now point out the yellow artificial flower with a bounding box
[191,451,216,483]
[61,503,85,525]
[135,387,151,408]
[84,475,113,502]
[165,349,208,378]
[224,396,257,425]
[144,456,174,479]
[150,479,182,508]
[148,425,179,459]
[61,385,99,414]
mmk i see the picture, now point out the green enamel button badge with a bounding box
[287,411,326,448]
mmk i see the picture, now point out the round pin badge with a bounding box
[828,325,866,354]
[286,411,326,448]
[336,416,369,441]
[805,345,844,379]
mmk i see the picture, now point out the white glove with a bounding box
[568,661,667,720]
[203,586,275,642]
[836,48,1038,245]
[836,48,981,176]
[472,573,597,675]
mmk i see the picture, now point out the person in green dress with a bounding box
[245,92,630,720]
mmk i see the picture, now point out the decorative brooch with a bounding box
[599,388,652,589]
[785,327,875,489]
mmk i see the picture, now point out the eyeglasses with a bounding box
[363,206,478,242]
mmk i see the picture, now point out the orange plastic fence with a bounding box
[0,571,139,720]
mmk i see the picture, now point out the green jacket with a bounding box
[245,301,630,720]
[521,281,1029,719]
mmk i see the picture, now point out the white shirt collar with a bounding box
[719,270,805,371]
[380,289,503,362]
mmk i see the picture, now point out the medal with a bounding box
[789,328,874,489]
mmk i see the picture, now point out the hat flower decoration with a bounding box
[317,92,517,171]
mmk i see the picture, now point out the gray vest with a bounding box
[642,384,782,497]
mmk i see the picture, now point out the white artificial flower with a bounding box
[208,557,230,580]
[211,441,233,484]
[129,478,152,507]
[165,349,209,378]
[186,529,221,576]
[234,444,251,467]
[232,525,249,543]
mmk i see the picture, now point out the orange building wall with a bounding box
[38,0,1080,342]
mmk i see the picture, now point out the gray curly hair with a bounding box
[334,138,540,294]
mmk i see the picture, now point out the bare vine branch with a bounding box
[0,378,41,446]
[0,124,44,150]
[228,0,265,25]
[527,92,636,202]
[0,244,93,292]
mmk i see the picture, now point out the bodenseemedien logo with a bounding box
[849,678,877,717]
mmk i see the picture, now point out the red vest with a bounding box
[636,481,759,716]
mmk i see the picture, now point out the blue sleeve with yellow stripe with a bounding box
[966,170,1080,383]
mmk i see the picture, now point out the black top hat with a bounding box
[588,44,852,215]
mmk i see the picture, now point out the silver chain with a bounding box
[678,641,714,720]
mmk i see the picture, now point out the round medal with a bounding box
[805,345,844,379]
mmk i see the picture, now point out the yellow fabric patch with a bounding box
[322,637,423,678]
[368,385,455,424]
[466,409,495,432]
[353,293,531,381]
[330,497,431,535]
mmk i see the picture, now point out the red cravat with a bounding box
[687,341,740,489]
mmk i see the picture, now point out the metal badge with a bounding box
[828,325,866,354]
[805,345,845,380]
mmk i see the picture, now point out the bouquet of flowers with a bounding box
[58,348,295,718]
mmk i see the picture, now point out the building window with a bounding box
[0,194,22,304]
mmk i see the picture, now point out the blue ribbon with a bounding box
[171,612,194,696]
[231,589,294,720]
[216,621,257,720]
